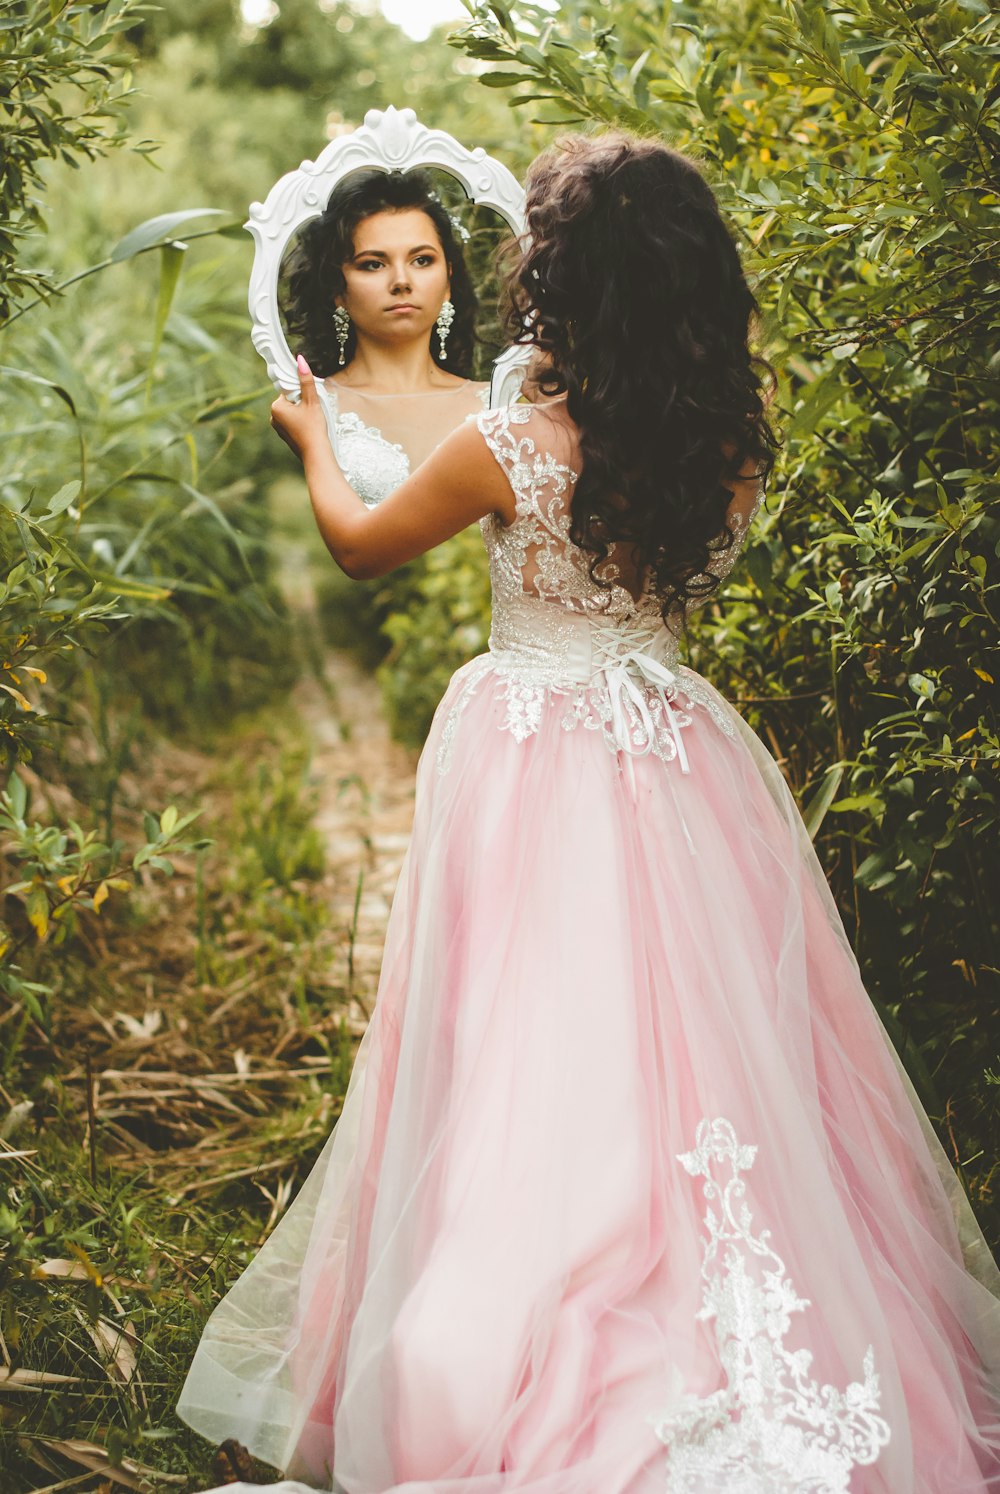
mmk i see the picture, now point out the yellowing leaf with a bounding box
[0,683,31,711]
[93,881,110,911]
[26,886,49,941]
[21,666,46,684]
[973,668,994,683]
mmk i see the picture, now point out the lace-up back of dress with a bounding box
[477,405,665,631]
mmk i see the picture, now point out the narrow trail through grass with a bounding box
[277,515,417,1027]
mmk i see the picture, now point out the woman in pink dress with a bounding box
[177,129,1000,1493]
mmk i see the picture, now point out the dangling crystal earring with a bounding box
[333,305,350,366]
[436,299,455,361]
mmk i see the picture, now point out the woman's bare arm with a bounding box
[303,418,515,579]
[270,358,515,580]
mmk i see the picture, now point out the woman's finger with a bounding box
[296,353,317,404]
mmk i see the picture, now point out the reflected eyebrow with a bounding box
[351,244,439,260]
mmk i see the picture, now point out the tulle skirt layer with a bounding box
[177,658,1000,1493]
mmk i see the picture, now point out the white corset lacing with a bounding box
[590,621,691,776]
[487,611,690,776]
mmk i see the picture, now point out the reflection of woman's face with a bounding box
[337,208,451,352]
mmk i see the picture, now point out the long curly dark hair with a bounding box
[282,167,478,378]
[505,130,781,623]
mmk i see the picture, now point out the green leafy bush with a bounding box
[376,527,493,746]
[0,0,141,317]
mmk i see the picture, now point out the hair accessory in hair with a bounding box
[425,190,471,243]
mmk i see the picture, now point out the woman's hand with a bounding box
[269,354,328,461]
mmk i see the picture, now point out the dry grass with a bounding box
[0,693,381,1491]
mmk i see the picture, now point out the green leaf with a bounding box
[908,672,936,698]
[195,388,270,422]
[802,763,845,840]
[743,542,773,592]
[109,209,228,263]
[7,773,27,822]
[479,70,533,87]
[146,242,186,393]
[915,157,946,207]
[716,119,739,159]
[0,365,77,416]
[44,480,81,517]
[829,793,886,815]
[855,848,898,892]
[487,1,515,40]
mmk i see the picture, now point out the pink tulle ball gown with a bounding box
[177,404,1000,1493]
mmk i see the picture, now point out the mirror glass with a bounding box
[275,166,513,386]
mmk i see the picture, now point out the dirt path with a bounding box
[280,535,419,1032]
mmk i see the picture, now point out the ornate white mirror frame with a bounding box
[245,105,534,409]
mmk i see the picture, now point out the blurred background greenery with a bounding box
[1,0,997,1487]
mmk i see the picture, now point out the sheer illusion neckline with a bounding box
[318,378,491,496]
[324,381,485,401]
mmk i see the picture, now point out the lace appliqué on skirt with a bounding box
[492,670,698,764]
[435,657,492,776]
[648,1118,891,1493]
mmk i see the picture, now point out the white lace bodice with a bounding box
[316,380,490,507]
[435,405,764,784]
